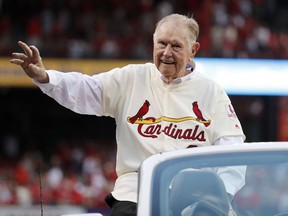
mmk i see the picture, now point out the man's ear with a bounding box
[191,42,200,58]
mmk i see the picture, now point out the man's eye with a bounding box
[172,45,181,51]
[158,42,166,48]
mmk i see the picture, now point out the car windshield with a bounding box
[151,151,288,216]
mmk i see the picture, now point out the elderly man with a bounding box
[11,13,245,216]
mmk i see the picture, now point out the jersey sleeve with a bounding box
[213,88,245,142]
[35,70,104,115]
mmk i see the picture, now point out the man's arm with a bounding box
[10,41,104,116]
[214,136,247,196]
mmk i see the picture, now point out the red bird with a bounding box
[129,100,150,124]
[192,101,210,127]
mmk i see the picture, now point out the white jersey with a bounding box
[36,62,245,202]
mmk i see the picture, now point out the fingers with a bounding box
[30,45,41,60]
[10,41,31,65]
[10,41,41,67]
[10,51,25,64]
[10,58,24,65]
[10,41,47,81]
[11,52,27,59]
[18,41,33,58]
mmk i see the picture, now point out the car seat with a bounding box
[169,169,230,216]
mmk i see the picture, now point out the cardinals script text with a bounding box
[137,121,206,141]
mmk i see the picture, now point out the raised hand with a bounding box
[10,41,49,83]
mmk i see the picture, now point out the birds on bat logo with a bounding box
[128,100,211,127]
[192,101,210,127]
[128,100,150,124]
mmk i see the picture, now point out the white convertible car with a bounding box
[66,142,288,216]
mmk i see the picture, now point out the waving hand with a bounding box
[10,41,49,83]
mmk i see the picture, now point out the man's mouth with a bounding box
[161,60,174,65]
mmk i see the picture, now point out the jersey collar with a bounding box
[160,60,196,84]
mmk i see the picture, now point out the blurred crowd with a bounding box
[0,137,117,210]
[0,0,288,59]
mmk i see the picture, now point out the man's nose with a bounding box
[163,44,172,56]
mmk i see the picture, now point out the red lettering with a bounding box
[191,125,199,138]
[187,145,198,148]
[194,130,206,141]
[182,129,192,139]
[163,123,172,135]
[136,118,206,141]
[138,124,157,138]
[173,128,184,139]
[137,117,158,138]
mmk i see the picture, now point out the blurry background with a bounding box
[0,0,288,215]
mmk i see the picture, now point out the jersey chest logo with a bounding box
[127,100,211,126]
[127,100,211,141]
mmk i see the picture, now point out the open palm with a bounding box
[10,41,48,83]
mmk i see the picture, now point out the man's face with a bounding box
[153,21,197,82]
